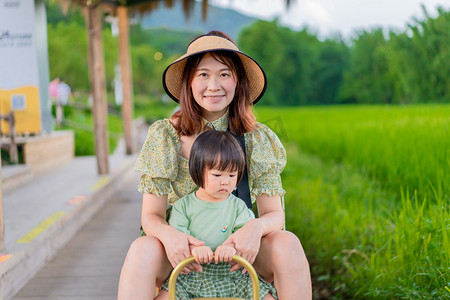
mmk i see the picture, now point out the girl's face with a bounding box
[195,168,238,202]
[191,53,237,121]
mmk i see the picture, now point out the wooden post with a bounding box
[8,112,18,164]
[0,112,18,164]
[0,158,5,252]
[86,3,109,174]
[117,6,134,155]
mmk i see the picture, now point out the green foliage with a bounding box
[256,105,450,298]
[46,2,118,93]
[1,148,24,165]
[338,29,395,104]
[339,6,450,104]
[48,22,90,90]
[46,0,85,25]
[239,21,349,106]
[311,39,350,105]
[133,94,178,122]
[128,26,202,97]
[239,21,286,105]
[57,103,123,156]
[130,43,178,96]
[103,29,119,91]
[238,6,450,106]
[386,7,450,104]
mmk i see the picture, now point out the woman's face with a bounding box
[190,53,237,121]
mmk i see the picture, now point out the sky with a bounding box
[209,0,450,39]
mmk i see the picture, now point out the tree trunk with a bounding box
[85,4,109,174]
[118,6,134,155]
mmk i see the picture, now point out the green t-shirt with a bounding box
[169,192,255,251]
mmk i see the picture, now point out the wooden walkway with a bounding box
[12,173,141,300]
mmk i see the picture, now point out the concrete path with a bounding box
[12,172,141,300]
[0,120,149,300]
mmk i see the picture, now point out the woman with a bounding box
[118,31,312,299]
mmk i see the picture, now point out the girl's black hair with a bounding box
[189,130,246,188]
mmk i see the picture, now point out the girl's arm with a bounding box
[223,193,284,269]
[141,193,204,269]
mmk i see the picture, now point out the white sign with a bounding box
[0,0,42,134]
[0,0,39,88]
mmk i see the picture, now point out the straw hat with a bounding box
[162,33,267,104]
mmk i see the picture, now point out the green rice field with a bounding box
[255,104,450,299]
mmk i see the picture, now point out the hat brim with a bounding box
[162,48,267,105]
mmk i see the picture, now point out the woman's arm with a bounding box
[140,192,169,237]
[141,193,204,269]
[255,193,285,234]
[224,193,284,269]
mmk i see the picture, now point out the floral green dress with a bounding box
[135,111,286,205]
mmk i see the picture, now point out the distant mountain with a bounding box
[139,2,258,41]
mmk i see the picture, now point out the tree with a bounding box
[338,29,395,104]
[47,15,118,94]
[386,6,450,103]
[310,39,349,105]
[239,20,349,106]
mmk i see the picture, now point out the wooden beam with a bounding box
[117,6,134,155]
[85,4,109,175]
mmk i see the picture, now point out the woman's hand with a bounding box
[160,228,205,273]
[192,245,213,265]
[214,244,236,264]
[223,219,263,272]
[141,193,205,274]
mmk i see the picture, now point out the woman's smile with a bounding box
[204,95,225,101]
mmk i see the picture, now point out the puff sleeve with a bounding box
[135,119,180,197]
[246,123,287,200]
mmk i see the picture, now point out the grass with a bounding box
[255,104,450,298]
[57,98,124,156]
[257,104,450,202]
[134,94,178,121]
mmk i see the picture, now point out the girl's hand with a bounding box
[223,219,263,272]
[214,245,236,264]
[160,229,204,273]
[192,245,213,265]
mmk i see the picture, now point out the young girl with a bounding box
[155,129,276,299]
[118,31,312,300]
